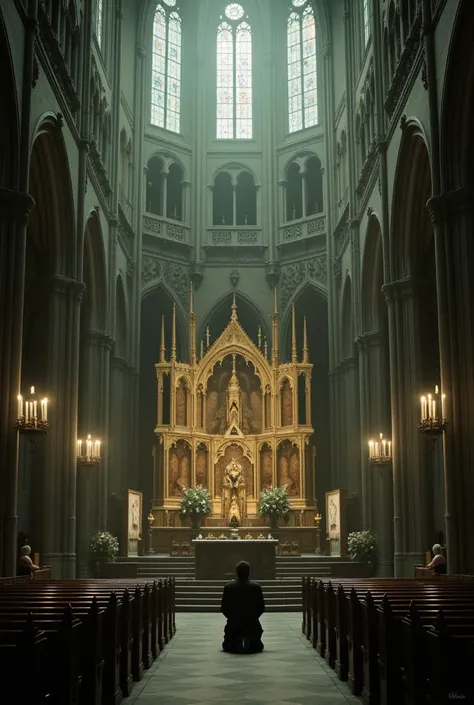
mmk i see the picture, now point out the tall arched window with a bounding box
[151,1,182,133]
[216,4,252,140]
[287,1,317,133]
[96,0,103,48]
[363,0,371,46]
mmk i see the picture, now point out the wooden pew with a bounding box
[0,576,176,705]
[302,576,474,705]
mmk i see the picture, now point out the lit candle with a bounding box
[30,386,35,395]
[94,441,101,459]
[382,438,386,457]
[33,400,37,421]
[25,401,30,421]
[44,399,48,422]
[388,441,391,457]
[421,396,426,421]
[441,394,446,419]
[368,440,374,458]
[86,434,92,459]
[432,400,436,419]
[435,385,439,395]
[17,395,23,419]
[428,394,432,419]
[77,439,83,458]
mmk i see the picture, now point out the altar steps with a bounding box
[174,579,302,612]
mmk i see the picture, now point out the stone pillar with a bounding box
[386,278,429,575]
[0,190,35,576]
[341,357,361,508]
[38,276,84,578]
[301,170,307,218]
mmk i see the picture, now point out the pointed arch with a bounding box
[83,211,107,331]
[0,8,19,188]
[29,115,75,277]
[390,120,432,279]
[115,274,128,359]
[361,215,384,332]
[341,276,354,359]
[199,290,268,346]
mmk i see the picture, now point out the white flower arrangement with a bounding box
[180,485,212,518]
[90,531,119,561]
[257,486,291,521]
[347,530,377,562]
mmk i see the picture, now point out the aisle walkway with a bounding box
[126,614,361,705]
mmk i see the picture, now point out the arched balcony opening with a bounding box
[166,162,183,221]
[236,171,257,225]
[213,171,233,225]
[286,162,303,221]
[305,156,323,216]
[146,156,164,215]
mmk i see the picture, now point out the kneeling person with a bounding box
[221,561,265,653]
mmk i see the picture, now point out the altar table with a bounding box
[192,539,278,580]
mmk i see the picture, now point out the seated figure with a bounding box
[426,543,447,574]
[221,561,265,654]
[18,545,40,576]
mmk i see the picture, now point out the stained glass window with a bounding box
[363,0,370,46]
[287,4,317,133]
[96,0,103,48]
[217,7,252,140]
[225,3,244,20]
[151,4,181,133]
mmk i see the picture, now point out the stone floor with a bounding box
[125,614,362,705]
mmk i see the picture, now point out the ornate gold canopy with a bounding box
[152,290,316,523]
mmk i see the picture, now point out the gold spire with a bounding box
[291,303,297,362]
[231,290,237,321]
[303,316,309,363]
[264,337,268,358]
[160,315,166,363]
[200,339,204,359]
[171,303,176,361]
[271,286,279,367]
[258,326,262,349]
[188,282,196,366]
[206,326,210,348]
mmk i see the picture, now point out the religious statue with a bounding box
[222,457,247,526]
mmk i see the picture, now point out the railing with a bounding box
[205,226,263,247]
[0,567,51,588]
[142,213,190,246]
[278,214,326,246]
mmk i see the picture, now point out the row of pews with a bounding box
[302,576,474,705]
[0,576,176,705]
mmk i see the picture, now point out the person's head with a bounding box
[432,544,443,556]
[235,561,250,580]
[21,545,31,556]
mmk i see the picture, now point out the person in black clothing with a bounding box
[221,561,265,653]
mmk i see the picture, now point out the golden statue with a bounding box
[222,457,247,526]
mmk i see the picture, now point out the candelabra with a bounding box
[314,513,322,554]
[418,386,447,447]
[76,434,101,467]
[16,387,49,436]
[368,433,392,466]
[147,511,155,555]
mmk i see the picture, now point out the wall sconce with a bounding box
[77,434,101,467]
[368,433,392,466]
[16,386,49,436]
[419,385,447,442]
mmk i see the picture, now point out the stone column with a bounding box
[341,356,361,507]
[0,190,35,576]
[37,276,84,578]
[301,170,307,218]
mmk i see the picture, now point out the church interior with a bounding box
[1,0,474,703]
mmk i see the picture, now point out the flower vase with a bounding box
[269,515,279,531]
[190,514,201,531]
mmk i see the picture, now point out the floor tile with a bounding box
[126,613,361,705]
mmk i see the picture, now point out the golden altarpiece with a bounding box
[151,291,319,544]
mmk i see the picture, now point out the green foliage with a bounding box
[180,485,212,518]
[347,530,377,561]
[90,531,119,562]
[257,486,291,521]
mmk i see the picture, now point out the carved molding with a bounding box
[280,255,327,310]
[384,13,423,119]
[141,254,189,307]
